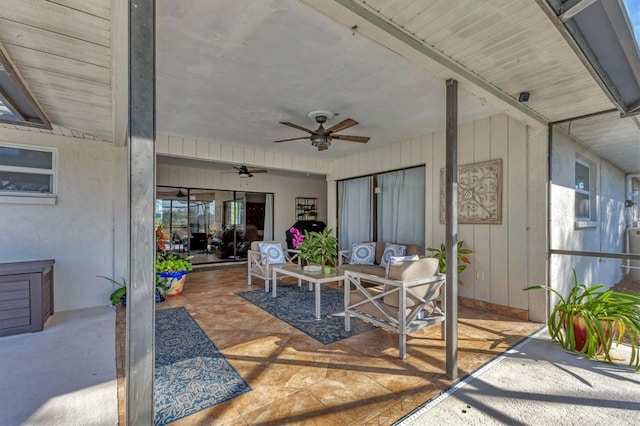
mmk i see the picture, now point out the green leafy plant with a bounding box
[426,241,473,285]
[298,227,338,267]
[99,276,127,306]
[525,268,640,371]
[99,275,170,306]
[155,252,194,273]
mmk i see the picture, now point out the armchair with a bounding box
[247,240,301,292]
[344,257,445,359]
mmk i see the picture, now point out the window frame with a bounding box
[574,156,597,227]
[0,142,58,203]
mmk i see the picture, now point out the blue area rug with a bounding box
[154,307,251,425]
[237,284,375,344]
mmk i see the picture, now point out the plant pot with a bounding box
[158,270,188,296]
[323,266,332,274]
[568,314,618,354]
[121,289,166,306]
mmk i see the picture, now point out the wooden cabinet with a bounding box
[295,197,317,221]
[0,259,55,337]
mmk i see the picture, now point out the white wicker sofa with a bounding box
[343,257,445,359]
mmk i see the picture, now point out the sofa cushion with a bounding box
[379,243,407,268]
[384,258,441,307]
[337,263,387,278]
[350,242,376,265]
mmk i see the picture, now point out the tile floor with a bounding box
[117,266,542,425]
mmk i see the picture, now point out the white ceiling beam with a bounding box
[302,0,548,129]
[558,0,599,22]
[111,0,128,147]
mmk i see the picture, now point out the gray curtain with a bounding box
[338,176,373,250]
[376,167,425,247]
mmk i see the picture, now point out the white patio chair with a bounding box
[344,257,446,359]
[247,241,301,292]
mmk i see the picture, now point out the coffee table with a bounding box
[271,264,346,320]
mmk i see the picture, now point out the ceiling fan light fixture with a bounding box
[239,172,250,178]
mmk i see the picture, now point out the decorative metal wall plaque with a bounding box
[440,159,502,224]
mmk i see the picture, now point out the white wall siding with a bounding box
[158,133,332,176]
[550,127,626,300]
[0,129,127,311]
[327,114,547,315]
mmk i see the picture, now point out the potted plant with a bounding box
[426,241,473,285]
[99,275,168,306]
[291,227,337,273]
[156,252,193,296]
[525,268,640,371]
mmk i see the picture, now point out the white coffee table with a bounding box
[271,264,346,320]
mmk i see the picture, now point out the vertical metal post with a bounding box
[445,78,459,380]
[127,0,156,424]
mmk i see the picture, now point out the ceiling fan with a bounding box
[223,165,268,178]
[274,110,370,151]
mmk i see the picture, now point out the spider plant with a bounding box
[525,268,640,371]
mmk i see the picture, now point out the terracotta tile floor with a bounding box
[116,266,542,425]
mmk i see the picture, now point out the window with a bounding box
[575,158,595,222]
[0,143,56,196]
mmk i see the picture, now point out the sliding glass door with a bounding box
[155,186,273,265]
[337,166,425,250]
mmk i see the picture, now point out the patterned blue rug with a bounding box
[237,284,375,344]
[154,307,251,425]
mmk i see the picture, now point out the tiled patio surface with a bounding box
[117,266,542,425]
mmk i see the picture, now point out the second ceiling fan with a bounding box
[274,110,370,151]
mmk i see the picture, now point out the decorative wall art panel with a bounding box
[440,159,502,224]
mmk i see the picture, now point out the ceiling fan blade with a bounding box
[332,134,370,143]
[249,169,268,173]
[232,166,242,171]
[326,118,358,134]
[274,137,309,143]
[280,122,315,134]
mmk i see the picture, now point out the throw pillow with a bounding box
[389,254,419,265]
[349,242,376,265]
[379,243,407,268]
[258,243,286,265]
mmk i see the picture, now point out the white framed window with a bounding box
[575,157,596,225]
[0,143,57,198]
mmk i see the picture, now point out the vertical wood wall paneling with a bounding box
[156,134,169,154]
[232,146,243,163]
[401,140,412,166]
[220,145,233,162]
[527,126,549,322]
[254,149,265,166]
[272,152,283,169]
[209,143,221,161]
[196,139,208,158]
[457,121,475,299]
[490,115,509,307]
[507,116,528,310]
[391,141,402,169]
[264,151,274,168]
[168,135,183,156]
[183,137,196,157]
[243,148,255,165]
[422,132,434,251]
[473,117,491,302]
[432,129,446,249]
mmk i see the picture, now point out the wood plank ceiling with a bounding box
[0,0,112,141]
[317,0,639,173]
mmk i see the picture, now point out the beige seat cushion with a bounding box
[337,263,386,278]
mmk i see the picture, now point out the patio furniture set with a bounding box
[247,240,446,358]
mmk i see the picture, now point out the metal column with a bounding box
[445,78,459,380]
[127,0,156,423]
